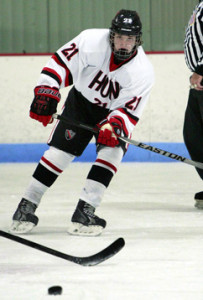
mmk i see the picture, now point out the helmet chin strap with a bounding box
[114,49,131,60]
[114,46,137,61]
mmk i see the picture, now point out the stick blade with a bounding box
[74,237,125,266]
[0,230,125,267]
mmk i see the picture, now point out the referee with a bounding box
[183,0,203,208]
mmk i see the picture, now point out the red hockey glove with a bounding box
[97,117,123,147]
[30,86,61,126]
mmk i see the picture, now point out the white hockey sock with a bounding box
[80,179,106,208]
[23,177,48,206]
[79,147,124,208]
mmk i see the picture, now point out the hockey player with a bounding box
[10,9,154,236]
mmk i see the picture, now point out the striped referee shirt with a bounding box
[184,1,203,75]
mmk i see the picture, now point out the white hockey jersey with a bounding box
[37,29,154,135]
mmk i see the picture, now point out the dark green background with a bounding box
[0,0,198,53]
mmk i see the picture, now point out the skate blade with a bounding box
[67,222,104,236]
[9,220,35,234]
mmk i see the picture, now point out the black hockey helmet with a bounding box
[110,9,142,60]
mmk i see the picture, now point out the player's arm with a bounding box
[29,55,73,127]
[97,74,154,148]
[30,85,61,127]
[30,34,81,126]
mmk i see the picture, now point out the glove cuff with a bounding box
[34,86,61,102]
[109,117,123,137]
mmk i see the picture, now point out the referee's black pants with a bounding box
[183,89,203,179]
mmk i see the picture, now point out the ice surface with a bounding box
[0,162,203,300]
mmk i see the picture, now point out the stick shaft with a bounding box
[119,137,203,169]
[53,113,98,134]
[52,113,203,170]
[0,230,75,261]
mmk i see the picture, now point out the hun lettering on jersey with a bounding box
[88,70,120,100]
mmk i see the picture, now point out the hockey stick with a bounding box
[52,113,203,170]
[0,230,124,266]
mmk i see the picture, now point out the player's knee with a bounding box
[43,146,75,171]
[96,146,124,169]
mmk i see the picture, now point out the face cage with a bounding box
[109,30,142,61]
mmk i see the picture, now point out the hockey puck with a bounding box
[48,286,62,295]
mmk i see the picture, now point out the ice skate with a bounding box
[67,200,106,236]
[194,192,203,209]
[9,198,39,234]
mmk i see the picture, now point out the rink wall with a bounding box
[0,53,191,163]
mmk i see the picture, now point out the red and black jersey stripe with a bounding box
[51,52,73,86]
[117,108,139,125]
[41,67,62,86]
